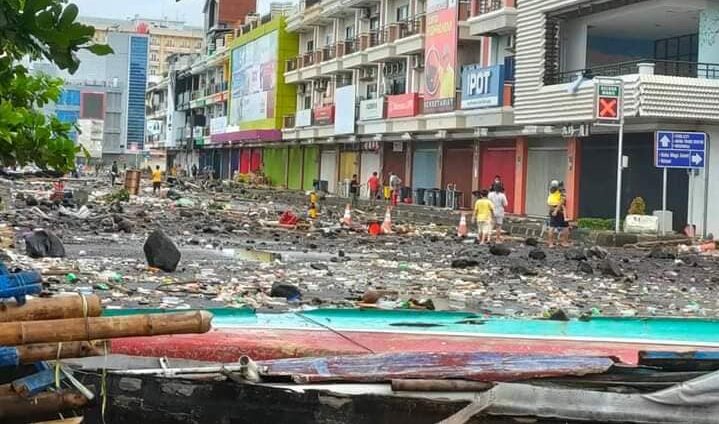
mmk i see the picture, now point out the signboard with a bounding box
[210,116,227,135]
[229,30,278,128]
[295,109,312,127]
[334,85,356,135]
[359,98,385,121]
[423,0,458,113]
[313,105,335,126]
[594,82,622,122]
[387,93,420,118]
[460,64,504,109]
[655,131,707,169]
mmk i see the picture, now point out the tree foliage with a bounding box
[0,0,112,172]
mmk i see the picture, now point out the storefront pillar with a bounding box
[565,137,581,221]
[513,136,528,215]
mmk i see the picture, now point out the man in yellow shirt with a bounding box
[472,189,494,245]
[151,165,162,195]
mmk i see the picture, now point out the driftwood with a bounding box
[0,295,101,322]
[0,310,212,346]
[0,390,88,420]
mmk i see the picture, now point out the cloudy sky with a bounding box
[72,0,210,26]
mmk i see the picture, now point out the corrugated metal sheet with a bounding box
[287,146,303,190]
[257,351,615,383]
[263,147,288,187]
[302,146,319,191]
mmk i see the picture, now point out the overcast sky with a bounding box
[72,0,208,26]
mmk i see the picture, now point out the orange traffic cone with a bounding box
[341,203,352,227]
[381,207,393,234]
[457,212,468,237]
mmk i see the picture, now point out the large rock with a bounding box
[24,230,65,258]
[598,258,623,277]
[525,237,539,247]
[648,246,676,260]
[270,282,302,301]
[564,248,588,261]
[587,246,609,260]
[489,244,511,256]
[143,230,181,272]
[577,262,594,274]
[451,258,479,269]
[528,248,546,260]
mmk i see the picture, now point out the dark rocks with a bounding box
[587,246,609,260]
[525,237,539,247]
[310,263,328,271]
[547,308,570,321]
[451,258,479,269]
[598,258,623,277]
[577,262,594,274]
[117,218,133,233]
[564,248,588,261]
[270,282,302,301]
[649,246,676,260]
[25,195,38,207]
[203,226,221,234]
[528,248,546,260]
[489,244,511,256]
[24,230,65,258]
[143,230,181,272]
[166,189,182,201]
[510,263,537,276]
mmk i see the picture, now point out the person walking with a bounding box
[349,174,360,209]
[488,184,508,242]
[191,164,198,179]
[473,189,494,244]
[547,180,569,247]
[367,172,380,206]
[151,165,163,195]
[389,172,402,207]
[110,161,118,186]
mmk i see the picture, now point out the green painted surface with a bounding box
[104,308,719,344]
[287,146,303,190]
[263,147,287,187]
[302,146,318,190]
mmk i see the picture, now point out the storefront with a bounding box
[382,142,406,186]
[263,147,288,187]
[412,142,440,194]
[239,148,262,174]
[302,146,318,191]
[287,146,303,190]
[480,141,516,213]
[442,142,474,209]
[526,139,567,217]
[359,143,381,199]
[319,148,338,193]
[339,150,358,196]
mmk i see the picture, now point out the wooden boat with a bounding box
[108,308,719,364]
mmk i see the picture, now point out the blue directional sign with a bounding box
[655,131,707,169]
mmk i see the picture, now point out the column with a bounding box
[405,139,414,187]
[472,140,481,192]
[513,136,527,215]
[564,137,581,221]
[436,140,445,188]
[699,5,719,65]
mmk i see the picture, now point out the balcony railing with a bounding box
[286,57,299,72]
[474,0,503,16]
[458,0,471,20]
[345,38,358,55]
[552,59,719,85]
[398,15,426,38]
[283,114,296,128]
[322,44,337,61]
[369,29,382,48]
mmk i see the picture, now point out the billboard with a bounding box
[460,64,505,109]
[423,0,458,113]
[229,30,279,129]
[334,85,356,135]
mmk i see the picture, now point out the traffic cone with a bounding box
[341,203,352,227]
[381,207,393,234]
[457,212,468,237]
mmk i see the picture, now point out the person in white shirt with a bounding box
[488,183,508,242]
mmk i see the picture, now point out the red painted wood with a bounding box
[480,146,516,213]
[110,329,715,365]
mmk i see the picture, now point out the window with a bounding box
[366,84,377,99]
[150,53,159,62]
[345,25,355,40]
[165,38,174,47]
[127,36,149,147]
[56,110,79,124]
[306,40,314,52]
[370,17,380,31]
[81,92,105,119]
[57,89,80,106]
[396,5,409,22]
[654,34,698,62]
[303,96,311,109]
[150,67,157,76]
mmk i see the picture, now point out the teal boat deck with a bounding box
[104,308,719,346]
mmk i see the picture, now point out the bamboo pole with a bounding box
[0,311,212,346]
[0,390,88,420]
[17,341,106,363]
[31,418,84,424]
[0,295,102,322]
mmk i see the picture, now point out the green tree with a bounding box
[0,0,112,172]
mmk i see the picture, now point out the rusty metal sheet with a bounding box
[257,352,615,384]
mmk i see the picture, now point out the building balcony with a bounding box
[467,0,517,36]
[286,0,331,32]
[394,16,426,55]
[515,59,719,125]
[343,36,370,68]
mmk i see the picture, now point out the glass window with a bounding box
[127,36,149,147]
[370,17,380,30]
[396,5,409,22]
[345,26,355,40]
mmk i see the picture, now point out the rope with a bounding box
[294,312,375,354]
[80,294,92,340]
[101,340,108,424]
[54,342,63,389]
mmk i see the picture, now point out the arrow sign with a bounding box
[655,131,707,169]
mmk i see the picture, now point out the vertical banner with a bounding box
[424,0,458,113]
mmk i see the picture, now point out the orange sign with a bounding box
[387,93,420,118]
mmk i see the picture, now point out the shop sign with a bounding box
[335,85,357,135]
[359,98,385,121]
[387,93,420,118]
[460,64,505,109]
[313,105,335,126]
[295,109,312,127]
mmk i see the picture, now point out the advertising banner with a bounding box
[229,30,279,128]
[295,109,312,127]
[313,105,335,126]
[423,0,458,114]
[359,98,385,121]
[334,85,356,135]
[387,93,420,118]
[210,116,227,135]
[460,64,505,109]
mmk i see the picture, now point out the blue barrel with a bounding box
[0,262,42,304]
[12,369,57,396]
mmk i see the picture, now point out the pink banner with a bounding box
[423,0,458,113]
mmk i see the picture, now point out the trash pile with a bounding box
[0,175,718,319]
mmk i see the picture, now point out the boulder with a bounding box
[270,282,302,301]
[143,230,181,272]
[25,195,39,207]
[525,237,539,247]
[587,246,609,260]
[547,308,570,321]
[24,230,65,258]
[577,262,594,274]
[528,248,546,260]
[564,248,588,261]
[598,258,623,277]
[489,244,511,256]
[117,218,133,233]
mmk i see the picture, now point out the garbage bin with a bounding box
[413,188,426,205]
[451,191,463,210]
[424,189,436,207]
[432,189,446,208]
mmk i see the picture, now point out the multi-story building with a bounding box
[83,16,203,78]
